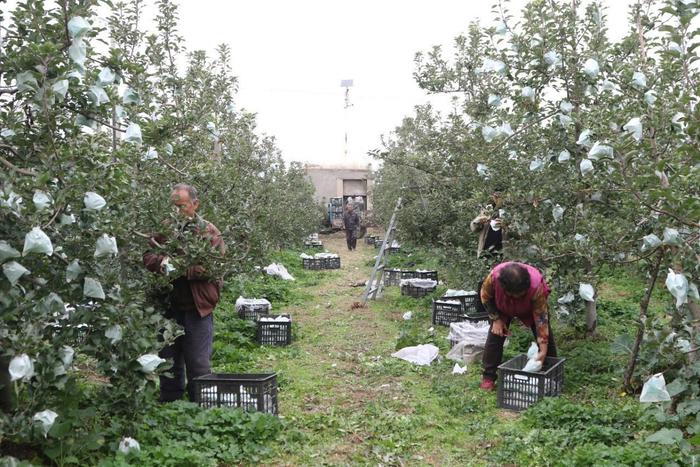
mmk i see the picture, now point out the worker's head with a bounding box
[170,183,200,218]
[347,203,354,212]
[491,188,504,207]
[497,263,530,297]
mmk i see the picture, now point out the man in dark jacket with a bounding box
[343,203,360,251]
[143,184,225,402]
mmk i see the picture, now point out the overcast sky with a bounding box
[173,0,637,168]
[4,0,635,167]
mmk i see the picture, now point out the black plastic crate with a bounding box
[321,256,341,269]
[256,315,292,346]
[304,241,323,249]
[385,246,401,255]
[432,299,467,326]
[302,257,323,270]
[193,373,278,414]
[365,235,377,245]
[373,238,384,248]
[400,282,437,298]
[415,270,438,281]
[383,268,404,286]
[497,354,565,411]
[237,302,272,321]
[442,292,482,315]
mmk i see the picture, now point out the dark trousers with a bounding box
[159,309,214,402]
[346,234,357,250]
[481,316,557,381]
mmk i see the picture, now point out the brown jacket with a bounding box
[143,219,225,318]
[469,208,507,258]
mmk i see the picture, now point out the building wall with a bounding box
[304,165,374,210]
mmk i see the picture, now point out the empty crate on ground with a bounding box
[256,314,292,346]
[300,252,341,270]
[235,296,272,321]
[497,355,565,411]
[365,235,378,245]
[193,373,278,415]
[400,278,438,297]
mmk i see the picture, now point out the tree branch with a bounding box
[0,145,38,176]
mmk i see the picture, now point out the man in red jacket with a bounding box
[143,183,225,402]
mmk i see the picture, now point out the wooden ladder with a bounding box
[362,197,402,303]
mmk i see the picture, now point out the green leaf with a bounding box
[645,428,683,445]
[666,378,687,397]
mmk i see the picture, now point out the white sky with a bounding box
[174,0,635,167]
[4,0,636,167]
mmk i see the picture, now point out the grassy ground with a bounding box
[200,232,689,466]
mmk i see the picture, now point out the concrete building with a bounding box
[304,163,374,211]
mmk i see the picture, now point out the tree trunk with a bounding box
[689,300,700,363]
[0,356,13,413]
[623,249,665,390]
[585,299,597,335]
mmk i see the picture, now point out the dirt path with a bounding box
[267,232,489,465]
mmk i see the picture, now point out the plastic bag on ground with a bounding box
[23,227,53,256]
[452,363,467,374]
[264,263,295,281]
[447,321,489,347]
[402,311,412,320]
[476,163,490,178]
[640,373,671,402]
[391,344,439,366]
